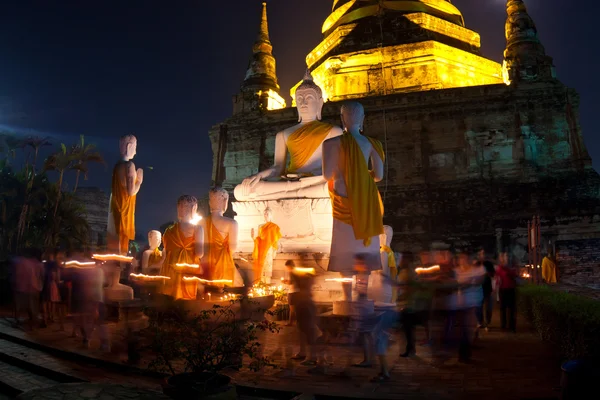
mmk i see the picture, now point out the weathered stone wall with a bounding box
[209,81,600,286]
[74,187,109,250]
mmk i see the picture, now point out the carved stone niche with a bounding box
[232,198,333,254]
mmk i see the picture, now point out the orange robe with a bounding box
[205,216,235,285]
[109,163,137,254]
[160,223,198,300]
[147,248,162,271]
[328,133,385,246]
[286,121,333,173]
[252,222,282,281]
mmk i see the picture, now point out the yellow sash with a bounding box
[160,223,198,300]
[328,133,385,246]
[287,121,333,173]
[148,247,162,268]
[542,257,557,283]
[381,245,398,302]
[109,163,136,251]
[252,222,282,281]
[205,216,236,285]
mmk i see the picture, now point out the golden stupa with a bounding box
[292,0,503,103]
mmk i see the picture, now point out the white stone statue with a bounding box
[323,101,385,301]
[107,134,143,255]
[234,70,343,201]
[141,230,166,275]
[251,207,281,284]
[201,188,244,287]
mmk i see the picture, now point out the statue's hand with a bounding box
[251,228,255,239]
[136,168,144,184]
[240,174,262,196]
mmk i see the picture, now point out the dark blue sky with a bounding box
[0,0,597,234]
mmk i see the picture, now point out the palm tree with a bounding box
[70,135,105,192]
[0,133,25,167]
[23,135,52,175]
[44,143,75,217]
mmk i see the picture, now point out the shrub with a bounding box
[518,285,600,360]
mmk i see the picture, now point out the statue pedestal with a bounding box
[232,198,333,254]
[102,262,134,302]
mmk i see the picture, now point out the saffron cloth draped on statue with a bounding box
[160,223,198,300]
[252,222,281,280]
[205,216,236,285]
[542,256,557,284]
[110,164,136,254]
[328,133,385,246]
[148,247,162,269]
[381,245,398,301]
[287,121,333,173]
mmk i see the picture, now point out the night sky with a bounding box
[0,0,597,236]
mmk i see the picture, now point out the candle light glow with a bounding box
[92,254,133,262]
[182,276,232,284]
[64,260,96,268]
[415,265,441,274]
[175,263,200,269]
[130,273,170,281]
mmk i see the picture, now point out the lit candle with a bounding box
[92,254,133,262]
[208,293,212,300]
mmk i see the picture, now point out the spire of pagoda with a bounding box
[241,2,280,95]
[503,0,555,85]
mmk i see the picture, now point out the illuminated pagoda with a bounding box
[210,0,600,286]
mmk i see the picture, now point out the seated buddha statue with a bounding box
[201,187,243,287]
[160,195,204,300]
[234,70,343,201]
[141,230,166,275]
[323,101,385,301]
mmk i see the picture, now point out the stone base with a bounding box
[232,198,333,254]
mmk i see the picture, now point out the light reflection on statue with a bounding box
[234,70,343,201]
[323,101,385,301]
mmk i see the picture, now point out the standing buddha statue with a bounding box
[107,134,143,254]
[160,195,204,300]
[251,207,281,284]
[323,101,385,301]
[201,187,243,286]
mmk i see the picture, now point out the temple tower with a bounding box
[503,0,555,85]
[292,0,504,103]
[233,2,286,114]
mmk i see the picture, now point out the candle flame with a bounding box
[239,257,248,262]
[182,276,232,284]
[92,254,133,262]
[130,273,170,280]
[64,260,96,268]
[293,267,315,275]
[189,214,202,225]
[325,278,354,283]
[175,263,200,268]
[415,265,441,274]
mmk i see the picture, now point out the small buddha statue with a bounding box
[160,195,204,300]
[141,230,166,275]
[234,70,343,201]
[201,187,243,287]
[323,101,385,301]
[251,207,281,284]
[107,134,143,255]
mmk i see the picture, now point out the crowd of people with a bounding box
[279,247,522,381]
[8,248,108,349]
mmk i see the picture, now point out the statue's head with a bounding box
[295,70,324,122]
[119,134,137,160]
[264,207,273,222]
[340,101,365,133]
[379,225,393,247]
[177,195,198,222]
[148,230,161,249]
[209,187,229,214]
